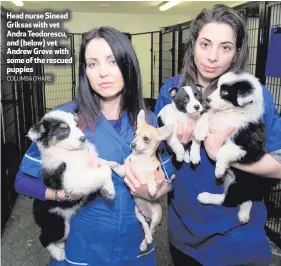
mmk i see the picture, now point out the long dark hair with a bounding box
[77,26,145,132]
[181,4,249,99]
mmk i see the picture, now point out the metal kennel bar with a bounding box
[1,7,45,230]
[263,1,281,249]
[265,1,281,114]
[44,33,82,112]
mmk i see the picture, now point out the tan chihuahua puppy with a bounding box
[110,109,174,251]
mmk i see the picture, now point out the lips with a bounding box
[99,82,113,88]
[203,65,218,73]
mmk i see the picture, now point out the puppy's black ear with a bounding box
[168,87,179,98]
[27,121,45,141]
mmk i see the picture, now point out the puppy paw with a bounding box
[190,150,201,166]
[198,192,225,205]
[140,240,148,252]
[49,245,65,261]
[56,249,66,261]
[184,151,190,163]
[148,183,157,197]
[101,182,115,200]
[175,152,184,162]
[145,233,153,244]
[238,210,250,224]
[194,127,208,141]
[197,192,213,204]
[215,164,227,179]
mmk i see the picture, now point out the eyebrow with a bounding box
[86,55,115,61]
[200,38,234,45]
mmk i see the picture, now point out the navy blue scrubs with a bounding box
[154,76,281,266]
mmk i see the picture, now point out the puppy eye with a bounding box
[221,91,229,96]
[194,93,198,97]
[143,136,149,142]
[60,128,67,133]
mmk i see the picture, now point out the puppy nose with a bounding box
[131,142,136,149]
[206,97,211,103]
[79,136,86,143]
[194,105,200,110]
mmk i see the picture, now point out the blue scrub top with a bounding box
[20,101,158,266]
[155,76,281,266]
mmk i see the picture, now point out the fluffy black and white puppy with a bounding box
[157,85,203,163]
[193,71,271,223]
[28,110,115,261]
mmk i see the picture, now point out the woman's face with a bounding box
[194,22,237,82]
[85,38,124,99]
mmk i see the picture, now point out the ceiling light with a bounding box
[159,0,184,11]
[11,0,24,7]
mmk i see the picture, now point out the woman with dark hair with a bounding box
[77,27,145,131]
[126,4,281,266]
[14,26,171,266]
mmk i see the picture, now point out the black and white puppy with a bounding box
[193,71,268,223]
[157,85,203,163]
[28,110,115,261]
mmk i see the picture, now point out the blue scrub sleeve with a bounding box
[15,141,46,200]
[154,76,181,117]
[15,170,46,200]
[263,86,281,152]
[154,89,171,117]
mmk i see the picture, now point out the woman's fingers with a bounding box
[188,118,197,129]
[181,126,190,144]
[124,159,140,189]
[176,119,198,144]
[176,121,184,142]
[129,159,145,183]
[154,167,165,187]
[124,176,136,193]
[224,127,236,139]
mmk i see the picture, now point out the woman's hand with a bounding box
[176,118,197,144]
[124,159,171,200]
[204,127,236,161]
